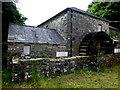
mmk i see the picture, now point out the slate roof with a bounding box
[38,7,109,27]
[8,23,66,45]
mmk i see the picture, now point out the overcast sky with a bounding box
[16,0,93,26]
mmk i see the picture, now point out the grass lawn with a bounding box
[3,65,119,88]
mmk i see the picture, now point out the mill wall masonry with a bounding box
[38,8,109,56]
[8,43,66,58]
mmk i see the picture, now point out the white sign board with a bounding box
[114,49,120,53]
[56,52,68,57]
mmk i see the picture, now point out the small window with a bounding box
[105,30,107,33]
[46,25,48,28]
[97,24,102,31]
[72,37,75,41]
[23,45,30,55]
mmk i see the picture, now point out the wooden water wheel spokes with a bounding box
[79,31,114,56]
[88,38,102,55]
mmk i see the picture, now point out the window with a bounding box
[72,37,75,41]
[105,30,107,33]
[97,24,102,31]
[23,45,30,55]
[46,25,48,28]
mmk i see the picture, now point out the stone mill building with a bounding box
[8,7,114,59]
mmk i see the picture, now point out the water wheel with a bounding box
[79,31,113,56]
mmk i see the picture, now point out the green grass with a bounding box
[3,65,119,88]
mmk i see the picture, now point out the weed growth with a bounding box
[41,48,46,58]
[2,68,13,86]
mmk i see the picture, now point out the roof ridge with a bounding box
[38,7,109,26]
[68,7,109,22]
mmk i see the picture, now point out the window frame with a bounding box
[23,45,31,55]
[97,24,102,31]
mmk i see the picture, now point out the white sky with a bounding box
[16,0,93,26]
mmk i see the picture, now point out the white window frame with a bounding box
[23,45,30,55]
[97,24,102,31]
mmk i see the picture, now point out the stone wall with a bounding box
[38,9,109,56]
[8,42,66,58]
[71,11,109,56]
[38,10,71,56]
[41,54,119,76]
[12,54,120,81]
[12,59,43,81]
[39,11,70,40]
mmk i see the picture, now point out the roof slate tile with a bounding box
[8,23,66,45]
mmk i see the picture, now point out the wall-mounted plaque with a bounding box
[56,52,68,57]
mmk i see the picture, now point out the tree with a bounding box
[2,2,27,67]
[87,1,120,29]
[2,2,27,24]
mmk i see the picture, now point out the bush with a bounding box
[98,50,105,56]
[2,68,13,86]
